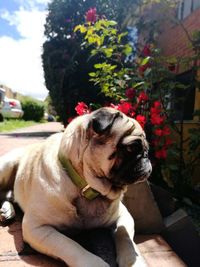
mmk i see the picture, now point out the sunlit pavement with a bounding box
[0,122,64,156]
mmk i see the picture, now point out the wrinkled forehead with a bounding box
[109,114,145,145]
[113,114,144,134]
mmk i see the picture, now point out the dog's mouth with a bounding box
[106,137,152,187]
[109,156,152,187]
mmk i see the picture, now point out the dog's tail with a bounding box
[0,147,25,191]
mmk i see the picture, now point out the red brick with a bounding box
[0,222,23,254]
[0,255,65,267]
[157,8,200,62]
[135,235,187,267]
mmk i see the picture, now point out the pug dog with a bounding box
[0,107,152,267]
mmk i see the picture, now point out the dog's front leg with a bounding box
[114,202,147,267]
[22,215,110,267]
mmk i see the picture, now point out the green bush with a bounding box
[21,98,44,122]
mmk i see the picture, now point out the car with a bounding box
[1,96,24,119]
[44,112,56,122]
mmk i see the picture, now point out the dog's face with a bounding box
[80,107,152,187]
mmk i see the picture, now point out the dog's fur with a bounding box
[0,107,152,267]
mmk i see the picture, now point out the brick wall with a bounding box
[157,7,200,61]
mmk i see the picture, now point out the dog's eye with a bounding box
[108,151,117,160]
[126,140,143,155]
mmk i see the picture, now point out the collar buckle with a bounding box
[59,155,100,200]
[81,184,91,196]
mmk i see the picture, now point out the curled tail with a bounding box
[0,147,25,191]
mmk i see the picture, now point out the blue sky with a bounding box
[0,1,20,38]
[0,0,50,100]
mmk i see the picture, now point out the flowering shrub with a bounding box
[73,8,174,162]
[72,8,200,194]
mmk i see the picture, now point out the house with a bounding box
[157,1,200,185]
[156,0,200,123]
[0,84,18,99]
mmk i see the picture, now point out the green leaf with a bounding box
[74,25,81,32]
[74,25,87,33]
[123,44,132,56]
[144,68,152,77]
[141,56,151,66]
[108,20,117,26]
[110,65,117,70]
[103,48,113,57]
[115,79,126,88]
[94,63,104,69]
[175,83,189,89]
[102,83,110,93]
[111,29,117,35]
[117,32,127,43]
[89,72,96,77]
[132,82,145,88]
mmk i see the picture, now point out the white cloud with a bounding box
[13,0,50,10]
[0,5,49,100]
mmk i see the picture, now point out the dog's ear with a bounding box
[91,109,121,134]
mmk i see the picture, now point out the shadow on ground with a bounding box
[1,204,117,267]
[0,131,59,138]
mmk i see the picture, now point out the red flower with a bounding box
[154,128,163,136]
[154,126,170,136]
[152,138,160,147]
[136,114,146,129]
[151,114,165,125]
[138,91,148,103]
[165,137,173,146]
[75,102,90,115]
[153,101,162,109]
[125,88,136,99]
[142,45,151,57]
[155,148,167,159]
[162,126,171,135]
[116,101,132,115]
[139,64,149,74]
[150,107,157,115]
[150,101,162,115]
[86,8,97,23]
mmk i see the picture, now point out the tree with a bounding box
[42,0,135,125]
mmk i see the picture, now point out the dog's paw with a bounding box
[0,201,16,222]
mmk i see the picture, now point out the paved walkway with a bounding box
[0,123,186,266]
[0,122,64,156]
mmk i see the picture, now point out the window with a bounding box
[177,0,200,20]
[172,70,196,121]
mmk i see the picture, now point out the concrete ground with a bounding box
[0,122,186,266]
[0,122,64,156]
